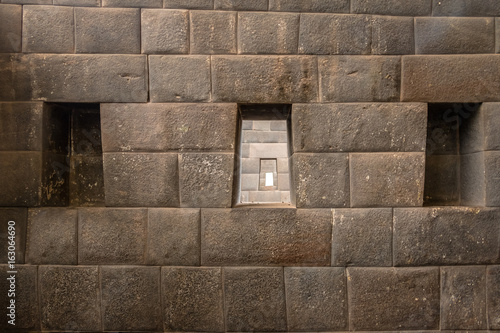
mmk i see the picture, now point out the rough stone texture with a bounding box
[347,267,440,330]
[497,18,500,53]
[269,0,350,12]
[432,0,500,16]
[212,55,318,103]
[54,0,100,6]
[352,0,432,16]
[102,0,163,7]
[293,153,350,208]
[480,103,500,150]
[372,16,415,55]
[488,265,500,329]
[401,55,500,102]
[424,155,459,205]
[0,208,26,264]
[179,153,234,207]
[201,208,332,266]
[460,152,486,206]
[78,208,147,264]
[162,267,224,332]
[238,12,299,55]
[141,9,188,54]
[101,266,162,331]
[441,266,487,329]
[164,0,213,9]
[292,103,427,152]
[215,0,267,10]
[2,0,51,3]
[0,152,42,206]
[485,151,500,206]
[69,156,105,206]
[146,208,200,265]
[284,267,348,331]
[0,4,21,52]
[190,11,236,54]
[26,208,77,265]
[393,207,500,266]
[101,103,237,152]
[149,55,211,102]
[103,153,179,207]
[224,267,287,332]
[0,102,43,151]
[39,266,100,331]
[320,55,401,102]
[415,18,494,54]
[332,208,393,266]
[75,8,140,53]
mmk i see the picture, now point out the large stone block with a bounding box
[201,208,332,265]
[292,103,426,152]
[347,267,440,330]
[0,152,42,206]
[0,102,43,151]
[352,0,432,15]
[141,9,188,54]
[69,156,105,206]
[39,266,100,331]
[2,0,51,3]
[393,207,500,266]
[424,155,459,205]
[54,0,100,6]
[0,208,26,264]
[212,55,318,103]
[372,16,415,55]
[401,55,500,102]
[319,56,401,102]
[432,0,500,16]
[162,267,224,332]
[238,12,299,54]
[485,151,500,206]
[350,153,425,207]
[441,266,487,329]
[293,153,350,208]
[481,103,500,150]
[164,0,213,9]
[146,208,200,265]
[101,266,162,331]
[78,208,147,264]
[224,267,286,332]
[284,267,347,331]
[0,5,21,52]
[102,0,163,7]
[103,153,179,207]
[215,0,267,10]
[488,265,500,329]
[460,152,485,206]
[190,11,236,54]
[269,0,350,12]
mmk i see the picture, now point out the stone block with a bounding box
[141,9,188,54]
[401,55,500,102]
[149,55,211,102]
[293,153,350,208]
[103,153,179,207]
[215,0,267,10]
[240,174,259,191]
[0,102,43,151]
[0,4,21,52]
[201,208,332,265]
[247,191,283,203]
[497,18,500,53]
[42,153,71,206]
[69,156,105,207]
[485,151,500,206]
[78,208,147,264]
[75,8,140,53]
[441,266,487,329]
[350,153,425,207]
[487,265,500,329]
[460,152,485,206]
[39,266,100,331]
[102,0,162,6]
[224,267,286,332]
[238,12,299,54]
[164,0,213,9]
[54,0,100,6]
[371,16,415,55]
[241,157,260,173]
[2,0,51,3]
[352,0,432,16]
[162,267,224,332]
[146,208,200,266]
[332,208,392,266]
[457,103,484,154]
[101,266,162,331]
[70,105,102,156]
[347,267,440,330]
[393,207,500,266]
[243,142,288,158]
[269,0,350,12]
[424,155,459,205]
[481,103,500,150]
[23,5,74,53]
[284,267,347,331]
[0,208,26,264]
[242,130,288,143]
[292,103,427,152]
[179,153,234,207]
[212,55,318,103]
[432,0,500,16]
[26,208,77,265]
[0,152,42,206]
[190,11,236,54]
[319,55,401,102]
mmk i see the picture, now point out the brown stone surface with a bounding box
[432,0,500,16]
[372,16,415,55]
[352,0,432,15]
[215,0,268,10]
[460,152,486,206]
[0,208,27,264]
[141,9,189,54]
[0,152,42,206]
[190,11,236,54]
[0,4,22,52]
[269,0,350,12]
[69,156,105,206]
[102,0,162,7]
[485,151,500,206]
[164,0,213,9]
[424,155,460,205]
[488,265,500,329]
[0,102,43,151]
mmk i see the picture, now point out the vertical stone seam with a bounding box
[145,208,151,264]
[187,9,191,54]
[209,55,213,101]
[281,266,288,331]
[267,0,270,11]
[295,13,301,54]
[234,10,239,55]
[75,208,79,264]
[72,7,76,53]
[349,0,353,14]
[485,265,489,329]
[98,265,104,331]
[316,56,321,102]
[160,266,166,331]
[197,208,201,265]
[36,265,42,331]
[146,55,151,102]
[221,266,227,332]
[138,8,142,55]
[348,153,353,207]
[21,4,25,53]
[346,266,352,330]
[331,208,335,266]
[391,207,394,267]
[438,266,443,330]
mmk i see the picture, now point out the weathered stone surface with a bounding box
[42,153,70,206]
[0,152,42,206]
[350,153,425,207]
[54,0,100,6]
[401,55,500,102]
[347,267,440,330]
[162,267,224,332]
[352,0,432,15]
[146,208,200,265]
[424,155,459,205]
[2,0,51,3]
[164,0,213,9]
[238,12,299,54]
[393,207,500,266]
[26,208,77,265]
[78,208,147,264]
[0,102,43,151]
[103,0,162,7]
[292,103,426,152]
[285,267,347,331]
[75,8,140,53]
[320,56,401,102]
[372,16,415,55]
[224,267,287,332]
[269,0,350,12]
[293,153,350,208]
[481,103,500,150]
[70,105,102,156]
[441,266,487,329]
[427,103,461,155]
[432,0,500,16]
[332,208,392,266]
[101,103,237,152]
[39,266,100,331]
[460,152,485,206]
[0,208,26,264]
[212,55,318,102]
[485,151,500,206]
[179,153,234,207]
[149,55,211,102]
[215,0,267,10]
[0,4,21,52]
[69,156,105,206]
[42,104,71,154]
[101,266,162,331]
[190,11,236,54]
[141,9,188,54]
[103,153,179,207]
[201,208,332,265]
[487,265,500,329]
